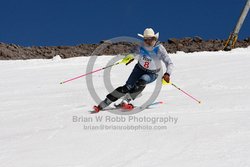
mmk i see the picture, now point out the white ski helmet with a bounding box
[138,28,159,39]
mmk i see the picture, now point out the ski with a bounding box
[89,101,164,114]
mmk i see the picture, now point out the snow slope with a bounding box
[0,47,250,167]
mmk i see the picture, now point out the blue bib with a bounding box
[139,46,159,60]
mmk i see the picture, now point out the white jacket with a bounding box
[135,43,174,75]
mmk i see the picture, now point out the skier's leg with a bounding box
[129,73,158,100]
[129,79,147,100]
[97,97,112,110]
[95,64,143,111]
[97,85,130,110]
[141,73,158,84]
[125,64,144,90]
[106,85,130,102]
[112,75,152,110]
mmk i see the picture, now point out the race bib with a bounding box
[138,46,159,70]
[140,56,152,69]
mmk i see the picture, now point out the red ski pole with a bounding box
[162,79,201,104]
[171,83,201,104]
[60,62,120,84]
[60,54,135,84]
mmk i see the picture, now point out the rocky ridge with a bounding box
[1,36,250,60]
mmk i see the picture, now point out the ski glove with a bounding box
[162,73,170,83]
[120,54,135,65]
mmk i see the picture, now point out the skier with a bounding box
[93,28,174,112]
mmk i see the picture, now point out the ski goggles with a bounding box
[144,37,156,42]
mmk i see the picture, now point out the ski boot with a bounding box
[114,94,134,111]
[93,105,101,113]
[92,98,112,113]
[114,101,134,110]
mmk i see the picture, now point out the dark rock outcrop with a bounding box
[0,37,249,60]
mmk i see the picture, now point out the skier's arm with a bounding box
[120,54,135,65]
[120,46,141,65]
[159,45,174,76]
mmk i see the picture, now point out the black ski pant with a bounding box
[106,64,158,102]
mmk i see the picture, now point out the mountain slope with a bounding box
[0,47,250,167]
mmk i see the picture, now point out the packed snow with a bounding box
[0,47,250,167]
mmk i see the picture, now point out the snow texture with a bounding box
[0,47,250,167]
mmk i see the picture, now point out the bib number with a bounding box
[143,61,150,68]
